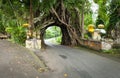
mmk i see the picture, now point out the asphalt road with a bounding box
[0,40,120,78]
[34,41,120,78]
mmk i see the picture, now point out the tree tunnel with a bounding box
[36,0,82,49]
[40,23,72,48]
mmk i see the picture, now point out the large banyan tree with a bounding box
[0,0,90,48]
[34,0,90,48]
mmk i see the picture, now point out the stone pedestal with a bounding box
[92,32,101,40]
[26,39,41,49]
[101,41,112,50]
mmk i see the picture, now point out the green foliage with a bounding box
[6,26,26,45]
[56,36,62,43]
[40,0,57,13]
[103,49,120,54]
[93,0,107,5]
[95,15,105,27]
[44,26,61,39]
[84,12,93,29]
[5,19,26,45]
[107,0,120,31]
[44,26,62,44]
[0,24,5,34]
[94,0,120,38]
[44,30,55,39]
[94,0,110,28]
[84,34,89,39]
[0,0,97,45]
[0,15,6,34]
[0,0,28,45]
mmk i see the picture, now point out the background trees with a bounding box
[93,0,109,28]
[0,0,119,46]
[107,0,120,39]
[94,0,120,41]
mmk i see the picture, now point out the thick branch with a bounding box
[51,7,82,43]
[33,15,42,23]
[41,19,55,29]
[51,7,69,26]
[61,0,66,21]
[51,7,83,45]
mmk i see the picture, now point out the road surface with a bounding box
[0,40,46,78]
[0,40,120,78]
[34,41,120,78]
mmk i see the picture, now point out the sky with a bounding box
[89,0,99,22]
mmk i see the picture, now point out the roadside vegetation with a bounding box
[44,26,62,44]
[0,0,119,52]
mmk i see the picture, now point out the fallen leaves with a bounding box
[36,76,39,78]
[64,73,68,77]
[38,68,45,73]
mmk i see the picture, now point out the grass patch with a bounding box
[103,49,120,54]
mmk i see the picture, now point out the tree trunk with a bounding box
[40,28,46,49]
[29,0,34,38]
[81,4,85,39]
[74,7,81,37]
[60,26,71,45]
[50,0,82,46]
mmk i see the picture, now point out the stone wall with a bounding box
[25,38,113,50]
[79,39,113,51]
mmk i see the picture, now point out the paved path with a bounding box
[34,41,120,78]
[1,40,120,78]
[0,40,46,78]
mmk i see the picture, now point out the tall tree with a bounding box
[37,0,91,48]
[107,0,120,40]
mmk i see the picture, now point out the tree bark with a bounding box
[81,4,85,39]
[74,7,81,37]
[40,28,46,49]
[29,0,34,38]
[51,6,82,45]
[60,26,71,45]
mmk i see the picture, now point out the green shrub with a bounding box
[6,26,26,45]
[56,36,62,43]
[0,22,6,34]
[103,49,120,54]
[84,34,89,39]
[44,26,61,39]
[44,30,55,39]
